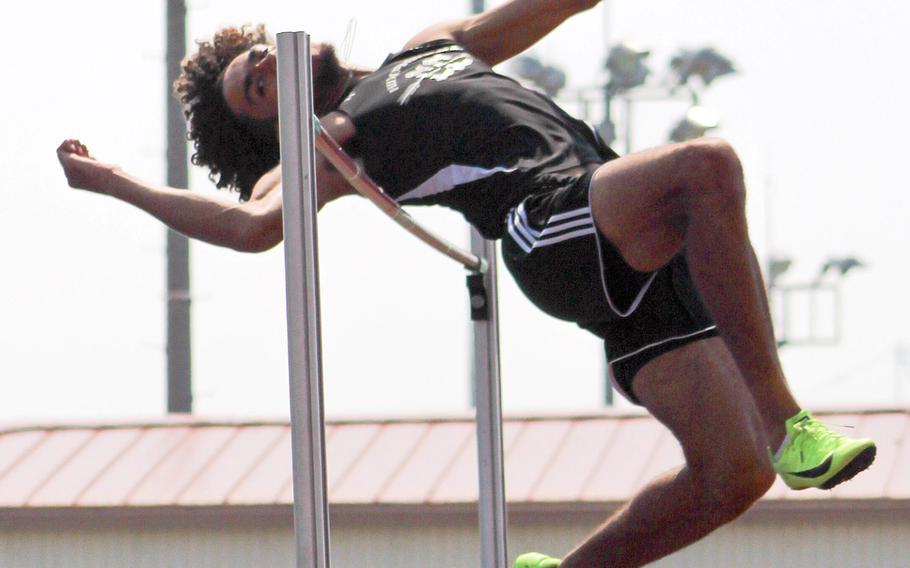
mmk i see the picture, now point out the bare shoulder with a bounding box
[321,111,355,144]
[402,22,457,52]
[246,112,354,203]
[249,166,282,202]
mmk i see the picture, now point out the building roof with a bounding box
[1,409,908,511]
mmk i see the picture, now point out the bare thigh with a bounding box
[590,138,739,273]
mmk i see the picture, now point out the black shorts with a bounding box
[500,170,718,404]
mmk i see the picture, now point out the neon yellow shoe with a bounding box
[771,410,876,490]
[514,552,561,567]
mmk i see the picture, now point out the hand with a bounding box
[56,139,119,194]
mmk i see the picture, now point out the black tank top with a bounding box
[338,40,615,238]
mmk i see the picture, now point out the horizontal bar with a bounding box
[313,117,487,274]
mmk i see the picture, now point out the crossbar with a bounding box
[312,119,487,274]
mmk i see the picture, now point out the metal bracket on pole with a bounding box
[277,31,331,568]
[466,273,489,321]
[470,230,508,568]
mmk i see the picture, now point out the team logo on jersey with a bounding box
[385,46,474,105]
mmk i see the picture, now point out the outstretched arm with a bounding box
[57,139,283,252]
[57,118,356,252]
[404,0,601,66]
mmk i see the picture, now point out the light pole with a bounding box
[165,0,192,414]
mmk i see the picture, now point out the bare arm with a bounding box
[57,139,282,253]
[56,117,356,252]
[404,0,601,66]
[57,140,281,252]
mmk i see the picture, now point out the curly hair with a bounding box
[173,25,278,201]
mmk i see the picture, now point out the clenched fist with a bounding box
[56,139,119,194]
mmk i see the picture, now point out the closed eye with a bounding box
[242,45,272,108]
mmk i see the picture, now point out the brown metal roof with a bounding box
[1,410,907,509]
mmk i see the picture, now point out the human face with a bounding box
[222,42,344,122]
[222,44,278,122]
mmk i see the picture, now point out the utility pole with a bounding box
[165,0,192,413]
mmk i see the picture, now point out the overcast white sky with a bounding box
[2,0,909,423]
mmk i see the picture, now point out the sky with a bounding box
[2,0,909,423]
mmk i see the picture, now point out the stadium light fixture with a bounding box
[819,256,865,278]
[605,43,651,92]
[670,47,736,89]
[509,55,567,97]
[768,256,793,285]
[669,105,720,142]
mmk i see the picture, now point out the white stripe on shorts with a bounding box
[609,325,719,365]
[548,206,591,223]
[507,215,533,253]
[507,203,595,253]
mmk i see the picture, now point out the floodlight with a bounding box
[669,106,720,142]
[820,256,865,277]
[535,66,567,97]
[605,43,651,92]
[671,47,735,88]
[509,55,567,97]
[768,256,793,284]
[510,55,544,82]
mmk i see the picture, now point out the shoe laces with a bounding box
[789,418,843,454]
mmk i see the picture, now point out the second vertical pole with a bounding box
[467,0,508,562]
[470,230,508,568]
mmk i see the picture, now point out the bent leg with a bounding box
[562,338,775,568]
[589,139,798,444]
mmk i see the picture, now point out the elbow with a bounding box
[237,238,278,254]
[233,221,283,253]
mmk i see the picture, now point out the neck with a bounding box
[315,68,354,116]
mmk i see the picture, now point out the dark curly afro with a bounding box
[173,24,278,201]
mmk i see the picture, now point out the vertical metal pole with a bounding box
[466,2,507,564]
[470,231,509,568]
[165,0,192,413]
[277,31,331,568]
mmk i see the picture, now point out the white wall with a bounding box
[2,508,909,568]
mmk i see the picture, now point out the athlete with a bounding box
[56,1,876,566]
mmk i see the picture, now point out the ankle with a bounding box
[766,408,805,450]
[767,424,787,451]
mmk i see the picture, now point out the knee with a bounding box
[690,451,775,523]
[676,138,746,213]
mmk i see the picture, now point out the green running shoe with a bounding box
[514,552,561,568]
[771,410,876,490]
